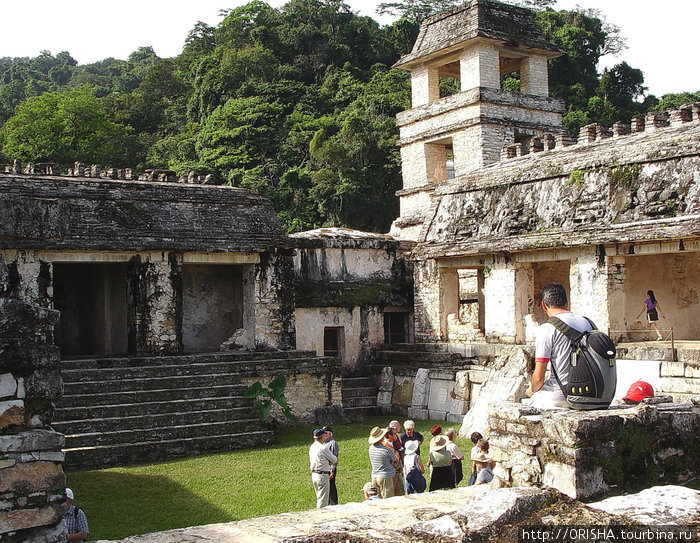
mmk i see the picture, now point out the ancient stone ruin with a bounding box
[1,0,700,540]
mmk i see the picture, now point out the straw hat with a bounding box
[368,426,388,444]
[430,435,447,451]
[472,451,491,463]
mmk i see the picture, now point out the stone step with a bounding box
[54,396,250,421]
[382,343,452,353]
[60,384,248,407]
[53,406,256,435]
[64,419,265,449]
[63,374,248,395]
[341,386,379,399]
[62,357,324,383]
[342,396,378,408]
[341,376,376,388]
[376,350,465,364]
[64,430,274,468]
[61,350,318,370]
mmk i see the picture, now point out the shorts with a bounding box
[647,309,659,322]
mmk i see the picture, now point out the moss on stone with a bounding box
[609,164,642,190]
[566,169,585,186]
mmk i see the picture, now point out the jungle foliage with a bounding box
[0,0,694,232]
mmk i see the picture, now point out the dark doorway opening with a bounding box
[323,327,344,359]
[53,263,129,356]
[384,312,409,344]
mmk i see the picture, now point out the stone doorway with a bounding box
[53,262,129,356]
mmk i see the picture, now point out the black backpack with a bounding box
[547,316,617,410]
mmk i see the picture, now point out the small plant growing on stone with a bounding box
[244,376,297,422]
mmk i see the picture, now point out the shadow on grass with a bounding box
[67,470,232,541]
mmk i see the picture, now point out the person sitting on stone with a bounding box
[472,450,494,485]
[362,481,380,501]
[526,283,592,409]
[63,488,89,541]
[468,431,484,485]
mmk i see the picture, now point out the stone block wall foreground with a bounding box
[0,252,67,542]
[488,399,700,500]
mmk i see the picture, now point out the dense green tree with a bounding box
[0,86,131,165]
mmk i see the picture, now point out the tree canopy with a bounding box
[0,0,695,233]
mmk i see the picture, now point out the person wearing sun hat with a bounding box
[622,381,654,404]
[368,426,398,498]
[472,450,494,485]
[428,434,454,491]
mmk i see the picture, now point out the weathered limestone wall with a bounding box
[0,174,285,254]
[295,306,383,367]
[416,117,700,258]
[238,356,341,423]
[0,253,66,542]
[488,399,700,500]
[291,230,413,365]
[413,259,440,342]
[253,249,295,350]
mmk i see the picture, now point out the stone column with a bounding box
[253,249,295,350]
[413,259,441,343]
[439,267,459,341]
[410,64,440,107]
[514,264,535,344]
[0,253,67,541]
[483,258,517,342]
[520,55,549,96]
[459,43,500,91]
[407,368,430,419]
[128,255,181,355]
[607,256,627,341]
[569,249,610,331]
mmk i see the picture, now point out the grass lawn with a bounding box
[66,415,471,540]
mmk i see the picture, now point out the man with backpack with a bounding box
[63,488,89,541]
[527,283,592,409]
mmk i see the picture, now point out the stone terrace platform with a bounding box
[96,485,700,543]
[489,398,700,500]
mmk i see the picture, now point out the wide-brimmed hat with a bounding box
[623,381,654,403]
[362,482,378,495]
[430,435,447,451]
[472,451,491,463]
[368,426,388,444]
[405,440,419,454]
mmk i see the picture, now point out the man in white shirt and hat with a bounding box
[309,428,338,508]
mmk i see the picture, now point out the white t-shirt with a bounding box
[535,311,592,389]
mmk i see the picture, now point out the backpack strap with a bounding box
[545,316,587,399]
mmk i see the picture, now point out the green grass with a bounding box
[66,415,470,540]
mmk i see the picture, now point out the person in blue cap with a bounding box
[309,428,337,508]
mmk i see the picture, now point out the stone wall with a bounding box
[487,399,700,500]
[0,174,284,254]
[291,229,413,366]
[0,253,67,542]
[238,357,341,424]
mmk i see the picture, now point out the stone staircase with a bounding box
[375,342,471,367]
[54,351,323,468]
[341,374,379,420]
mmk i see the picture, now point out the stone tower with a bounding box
[390,0,567,240]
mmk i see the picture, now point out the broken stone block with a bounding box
[0,400,24,430]
[0,373,17,398]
